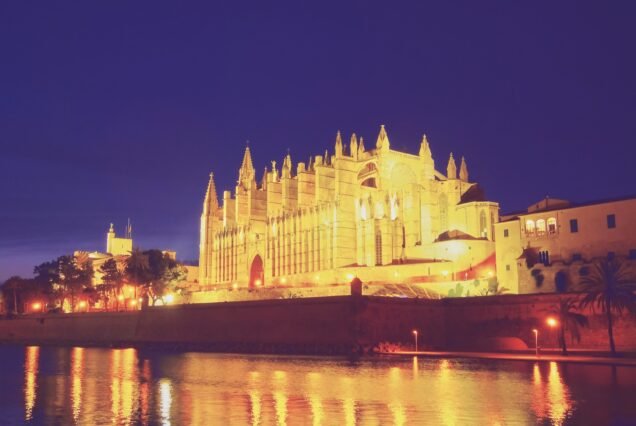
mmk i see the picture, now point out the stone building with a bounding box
[495,196,636,294]
[199,126,499,289]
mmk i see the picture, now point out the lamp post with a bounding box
[532,328,539,357]
[412,329,419,352]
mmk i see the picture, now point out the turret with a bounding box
[106,223,115,254]
[334,131,343,158]
[447,153,457,179]
[350,133,358,160]
[376,124,390,151]
[459,156,469,182]
[358,137,365,155]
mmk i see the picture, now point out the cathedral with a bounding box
[199,126,499,289]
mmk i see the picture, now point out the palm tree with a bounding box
[547,297,589,355]
[579,258,636,355]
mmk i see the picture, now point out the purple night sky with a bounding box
[1,2,635,281]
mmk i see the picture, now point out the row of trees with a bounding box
[1,248,187,314]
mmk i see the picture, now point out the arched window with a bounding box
[536,219,546,236]
[526,220,535,235]
[480,210,487,238]
[361,177,377,188]
[547,217,557,234]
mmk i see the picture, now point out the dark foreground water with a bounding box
[0,346,635,425]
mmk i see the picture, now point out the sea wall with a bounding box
[1,294,635,354]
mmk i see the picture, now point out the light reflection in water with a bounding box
[17,348,630,425]
[158,379,173,426]
[70,347,84,422]
[24,346,39,421]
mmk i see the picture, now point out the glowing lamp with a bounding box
[280,277,287,285]
[32,302,42,311]
[117,295,124,302]
[345,273,355,281]
[78,301,87,309]
[232,282,238,290]
[130,300,137,306]
[165,294,175,303]
[546,317,558,328]
[255,279,262,286]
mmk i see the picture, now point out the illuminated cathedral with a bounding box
[199,126,499,289]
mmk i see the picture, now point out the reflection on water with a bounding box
[24,346,39,421]
[9,346,636,425]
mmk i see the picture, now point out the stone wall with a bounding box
[1,294,634,354]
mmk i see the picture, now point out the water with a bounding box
[0,346,635,425]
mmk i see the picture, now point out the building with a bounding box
[106,221,133,256]
[495,196,636,294]
[199,125,499,290]
[75,223,134,286]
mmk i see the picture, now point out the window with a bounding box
[480,211,487,238]
[539,250,550,266]
[525,220,535,235]
[607,214,616,229]
[503,229,509,238]
[505,264,511,271]
[569,219,578,233]
[572,253,582,262]
[536,219,546,236]
[375,228,383,266]
[547,217,557,234]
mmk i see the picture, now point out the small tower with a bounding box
[350,133,358,160]
[334,131,343,158]
[376,124,390,151]
[358,137,366,155]
[106,223,115,254]
[447,153,457,179]
[459,156,469,182]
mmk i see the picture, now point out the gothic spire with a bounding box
[203,172,219,214]
[335,130,343,157]
[419,134,432,161]
[324,149,330,166]
[238,145,255,188]
[358,137,365,154]
[282,151,292,179]
[447,153,457,179]
[376,124,390,150]
[350,133,358,160]
[459,156,469,181]
[261,167,268,190]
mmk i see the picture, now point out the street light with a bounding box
[532,328,539,357]
[546,317,558,328]
[412,329,419,352]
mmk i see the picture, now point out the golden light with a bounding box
[165,294,175,304]
[78,301,87,309]
[532,328,538,335]
[117,295,124,302]
[32,302,42,311]
[487,270,494,277]
[255,279,262,287]
[314,275,320,282]
[345,273,355,281]
[280,277,287,285]
[441,270,449,277]
[546,317,558,328]
[130,300,137,307]
[138,298,143,303]
[232,282,238,290]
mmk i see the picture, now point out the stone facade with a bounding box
[199,126,499,288]
[495,196,636,294]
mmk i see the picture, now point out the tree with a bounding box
[2,276,23,313]
[579,258,636,355]
[57,255,93,312]
[99,258,124,309]
[547,297,589,355]
[144,250,184,305]
[125,248,150,298]
[33,259,61,306]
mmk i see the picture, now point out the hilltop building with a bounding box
[495,196,636,294]
[199,125,499,291]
